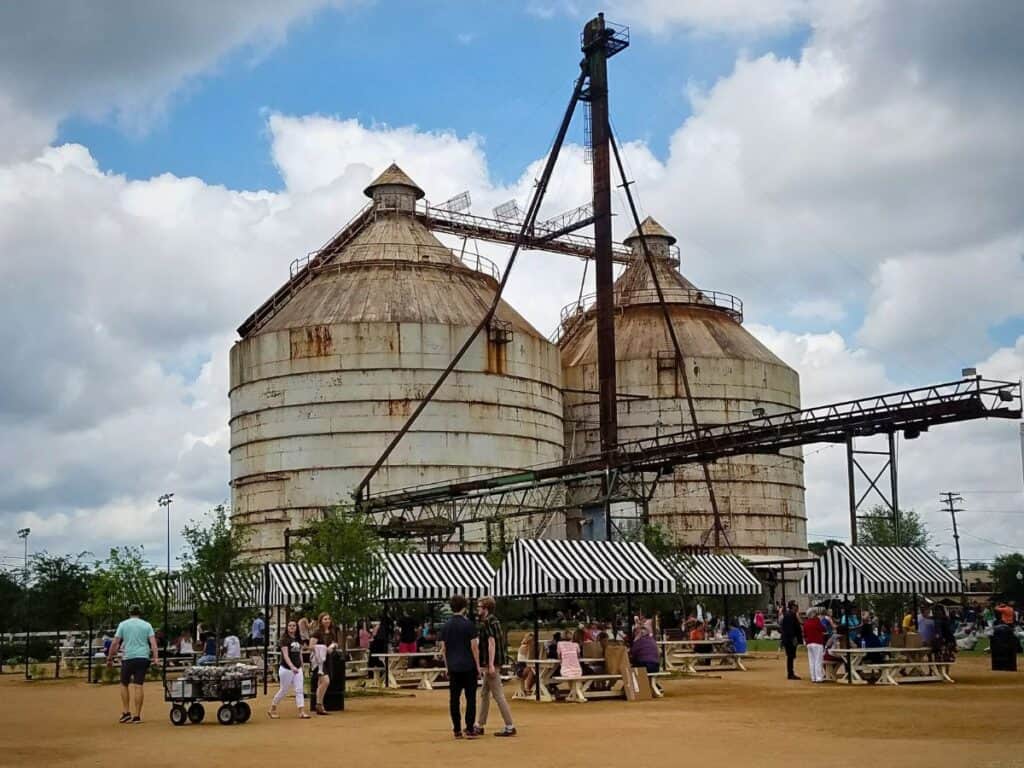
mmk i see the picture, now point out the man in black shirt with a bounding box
[780,600,804,680]
[472,596,516,737]
[439,594,480,739]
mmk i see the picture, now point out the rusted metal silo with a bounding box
[230,165,564,560]
[559,217,807,560]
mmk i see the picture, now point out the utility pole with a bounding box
[941,491,966,609]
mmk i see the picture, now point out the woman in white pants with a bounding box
[803,608,826,683]
[269,620,309,719]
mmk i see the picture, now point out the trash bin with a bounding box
[990,625,1020,672]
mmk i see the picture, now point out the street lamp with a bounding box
[17,528,30,680]
[157,494,174,685]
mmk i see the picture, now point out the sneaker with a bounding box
[453,731,464,740]
[118,712,132,723]
[130,716,142,724]
[495,728,517,737]
[788,674,801,680]
[465,731,479,740]
[470,726,484,736]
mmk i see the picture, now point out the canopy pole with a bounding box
[626,593,633,639]
[86,618,93,684]
[533,595,540,702]
[263,563,270,695]
[844,593,852,685]
[384,602,390,688]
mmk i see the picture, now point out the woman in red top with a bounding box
[802,608,826,683]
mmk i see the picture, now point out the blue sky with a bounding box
[58,3,809,191]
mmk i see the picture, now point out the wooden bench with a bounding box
[669,652,747,674]
[552,674,623,703]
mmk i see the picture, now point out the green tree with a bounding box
[83,546,162,627]
[808,539,845,556]
[180,504,250,652]
[296,505,392,632]
[857,506,929,548]
[28,552,91,629]
[0,570,23,633]
[991,553,1024,603]
[855,507,932,627]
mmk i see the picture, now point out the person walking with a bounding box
[269,619,310,720]
[439,594,480,740]
[472,596,516,737]
[250,612,266,647]
[310,612,340,715]
[106,604,159,724]
[802,607,826,683]
[780,601,803,680]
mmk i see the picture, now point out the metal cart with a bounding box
[165,666,258,726]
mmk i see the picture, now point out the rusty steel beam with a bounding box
[360,378,1021,514]
[608,125,727,551]
[583,13,619,457]
[352,70,588,504]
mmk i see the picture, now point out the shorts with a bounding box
[120,658,150,685]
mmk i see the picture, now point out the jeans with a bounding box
[448,669,478,733]
[784,642,797,677]
[272,667,305,709]
[806,643,824,682]
[477,670,513,728]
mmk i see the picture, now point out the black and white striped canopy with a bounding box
[382,553,495,600]
[187,568,264,608]
[494,539,676,597]
[663,554,762,596]
[801,546,962,596]
[267,563,346,607]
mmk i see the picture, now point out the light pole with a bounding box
[17,528,30,680]
[158,493,174,685]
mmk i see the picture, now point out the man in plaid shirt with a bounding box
[471,596,516,737]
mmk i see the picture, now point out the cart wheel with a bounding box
[169,705,188,726]
[187,703,205,724]
[233,701,252,723]
[217,704,235,725]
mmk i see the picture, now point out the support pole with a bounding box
[941,492,967,610]
[55,628,60,679]
[583,13,618,455]
[263,563,270,695]
[846,436,858,545]
[889,432,900,544]
[87,618,93,684]
[533,596,540,702]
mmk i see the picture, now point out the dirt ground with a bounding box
[1,654,1021,768]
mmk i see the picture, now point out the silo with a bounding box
[230,165,564,560]
[559,217,807,560]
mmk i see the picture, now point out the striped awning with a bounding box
[381,552,495,600]
[187,568,264,608]
[494,539,676,597]
[800,546,962,596]
[663,554,762,596]
[267,563,346,607]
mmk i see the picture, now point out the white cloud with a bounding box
[0,1,340,161]
[1,0,1022,567]
[789,299,846,323]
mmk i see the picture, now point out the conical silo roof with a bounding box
[254,167,544,337]
[623,215,676,245]
[363,162,425,199]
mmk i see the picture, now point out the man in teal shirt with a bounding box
[107,605,159,724]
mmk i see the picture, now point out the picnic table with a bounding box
[658,639,747,673]
[825,647,954,686]
[513,659,561,702]
[369,652,443,690]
